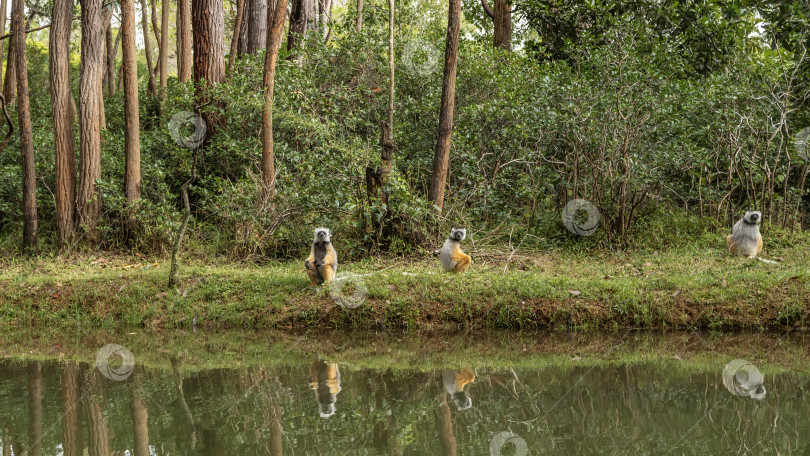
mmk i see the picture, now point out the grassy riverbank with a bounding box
[1,232,808,331]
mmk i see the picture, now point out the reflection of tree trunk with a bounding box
[82,368,112,456]
[2,427,10,456]
[435,394,456,456]
[61,362,84,456]
[171,357,197,449]
[131,369,150,456]
[27,361,43,456]
[267,403,282,456]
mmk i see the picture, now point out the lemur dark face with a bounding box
[743,211,762,225]
[449,228,467,241]
[314,227,332,243]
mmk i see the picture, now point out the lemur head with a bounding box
[313,227,332,244]
[448,228,467,242]
[743,211,762,225]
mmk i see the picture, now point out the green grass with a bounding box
[1,230,808,330]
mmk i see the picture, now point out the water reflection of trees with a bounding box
[0,359,807,454]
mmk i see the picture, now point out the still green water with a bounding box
[0,330,808,455]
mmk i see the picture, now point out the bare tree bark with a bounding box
[428,0,461,214]
[141,0,157,96]
[51,0,77,247]
[81,368,111,456]
[159,0,169,93]
[177,0,193,81]
[3,35,15,104]
[60,362,84,456]
[247,0,267,54]
[103,9,116,95]
[481,0,511,51]
[122,0,141,209]
[192,0,226,130]
[13,0,36,250]
[150,0,161,50]
[355,0,362,32]
[260,0,288,205]
[287,0,310,59]
[227,0,245,78]
[0,0,7,89]
[319,0,329,39]
[238,0,250,55]
[78,0,105,235]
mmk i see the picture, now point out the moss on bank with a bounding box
[1,239,808,330]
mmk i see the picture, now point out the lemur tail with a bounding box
[756,257,778,264]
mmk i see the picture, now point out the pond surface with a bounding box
[0,330,808,455]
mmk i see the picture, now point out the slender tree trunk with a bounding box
[287,0,310,58]
[3,35,15,104]
[355,0,362,31]
[51,0,77,247]
[61,362,84,456]
[122,0,141,209]
[78,0,105,235]
[238,0,250,56]
[130,370,150,456]
[364,0,394,205]
[159,0,169,92]
[247,0,267,54]
[481,0,511,51]
[428,0,461,214]
[227,0,245,77]
[104,10,116,95]
[13,0,36,250]
[177,0,193,81]
[141,0,157,96]
[150,0,161,52]
[260,0,288,205]
[27,362,43,456]
[192,0,226,130]
[319,0,329,39]
[0,0,7,89]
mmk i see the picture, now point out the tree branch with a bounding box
[481,0,494,19]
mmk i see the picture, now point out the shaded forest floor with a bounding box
[1,236,808,331]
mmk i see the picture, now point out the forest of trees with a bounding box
[0,0,808,259]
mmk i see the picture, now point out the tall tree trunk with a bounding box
[260,0,288,205]
[130,370,150,456]
[13,0,36,250]
[78,0,105,235]
[27,362,43,456]
[364,0,394,205]
[192,0,226,130]
[150,0,161,53]
[159,0,169,93]
[287,0,310,58]
[122,0,141,209]
[81,368,111,456]
[227,0,245,77]
[319,0,329,39]
[428,0,461,214]
[0,0,7,90]
[141,0,157,96]
[481,0,511,51]
[98,78,106,129]
[177,0,193,81]
[247,0,267,54]
[237,0,250,56]
[355,0,363,31]
[61,362,84,456]
[51,0,77,247]
[3,36,15,104]
[104,10,115,95]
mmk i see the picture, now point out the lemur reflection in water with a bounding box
[309,359,342,418]
[442,368,475,410]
